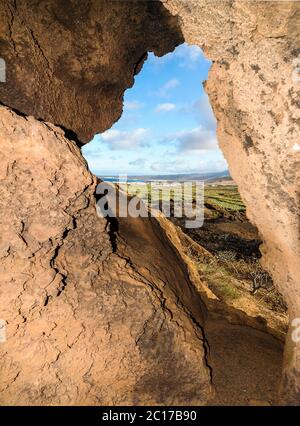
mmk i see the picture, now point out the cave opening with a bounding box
[82,43,288,405]
[0,0,298,406]
[82,43,225,178]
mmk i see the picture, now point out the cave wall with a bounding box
[0,0,183,142]
[0,105,212,404]
[164,0,300,403]
[0,0,214,405]
[0,0,299,404]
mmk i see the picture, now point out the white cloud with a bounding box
[147,44,209,72]
[150,157,227,174]
[124,100,143,110]
[164,78,179,90]
[157,78,180,97]
[82,142,102,158]
[100,128,149,150]
[193,96,216,130]
[165,126,218,152]
[180,95,216,130]
[174,43,208,68]
[150,160,189,173]
[129,158,147,167]
[155,103,176,113]
[147,51,172,69]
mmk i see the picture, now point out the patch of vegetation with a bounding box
[120,181,287,315]
[121,182,246,213]
[204,185,246,212]
[199,261,241,301]
[184,244,287,313]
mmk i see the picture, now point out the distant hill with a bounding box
[205,175,235,185]
[100,170,230,183]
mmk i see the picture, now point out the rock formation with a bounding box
[0,105,212,404]
[0,0,183,142]
[0,0,299,405]
[164,0,300,403]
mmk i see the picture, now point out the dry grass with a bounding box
[184,245,287,312]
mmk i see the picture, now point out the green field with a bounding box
[204,185,246,212]
[119,182,246,212]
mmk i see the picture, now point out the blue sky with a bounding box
[82,43,228,176]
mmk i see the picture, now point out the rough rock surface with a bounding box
[0,0,183,142]
[0,0,299,405]
[0,106,212,405]
[164,0,300,403]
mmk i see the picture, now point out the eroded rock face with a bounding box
[165,0,300,403]
[0,0,183,142]
[0,106,212,405]
[0,0,299,405]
